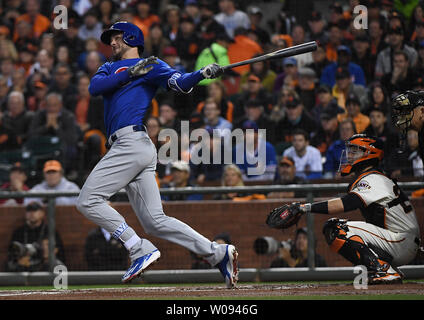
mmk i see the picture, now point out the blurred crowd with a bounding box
[0,0,423,201]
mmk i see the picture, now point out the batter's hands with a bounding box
[201,63,224,79]
[128,56,159,78]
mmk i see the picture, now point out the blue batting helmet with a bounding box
[100,21,144,48]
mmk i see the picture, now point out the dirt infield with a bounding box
[1,282,423,300]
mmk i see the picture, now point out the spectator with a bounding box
[133,0,160,38]
[381,50,418,97]
[194,30,231,93]
[311,84,344,126]
[97,0,116,29]
[214,0,250,39]
[320,45,366,88]
[6,201,65,272]
[77,37,105,72]
[282,128,323,180]
[77,9,104,42]
[202,97,232,141]
[0,75,9,111]
[239,58,277,94]
[29,49,55,82]
[143,22,172,58]
[28,92,81,172]
[267,156,306,199]
[367,82,391,115]
[74,74,106,173]
[27,80,48,111]
[195,81,234,123]
[324,22,344,63]
[161,46,186,74]
[267,3,297,36]
[189,129,226,185]
[323,118,357,179]
[273,57,299,93]
[195,0,226,50]
[0,162,29,205]
[13,0,50,42]
[363,106,399,173]
[270,227,327,268]
[49,63,78,113]
[305,44,330,80]
[291,24,313,68]
[234,99,276,145]
[227,27,263,76]
[161,161,203,201]
[54,13,85,61]
[174,14,200,71]
[375,25,418,78]
[246,6,270,48]
[338,93,370,134]
[296,67,317,112]
[214,164,265,200]
[84,51,105,79]
[39,33,55,58]
[311,107,341,156]
[233,120,277,181]
[184,0,201,25]
[2,91,34,150]
[84,225,128,271]
[332,67,368,111]
[233,74,273,123]
[162,4,181,44]
[306,11,328,45]
[158,101,181,134]
[275,95,317,145]
[24,160,80,206]
[351,33,375,85]
[15,41,37,76]
[1,57,15,88]
[368,18,386,58]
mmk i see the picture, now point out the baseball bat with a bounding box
[222,41,318,71]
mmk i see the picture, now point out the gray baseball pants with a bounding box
[76,127,226,266]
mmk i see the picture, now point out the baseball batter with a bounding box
[76,22,238,287]
[268,134,421,284]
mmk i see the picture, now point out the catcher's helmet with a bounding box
[339,134,384,176]
[100,21,144,48]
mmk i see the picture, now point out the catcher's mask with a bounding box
[338,134,384,176]
[391,90,424,149]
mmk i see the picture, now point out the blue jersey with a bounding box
[89,58,203,138]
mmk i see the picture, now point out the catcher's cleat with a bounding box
[368,271,403,285]
[122,249,161,283]
[217,244,239,289]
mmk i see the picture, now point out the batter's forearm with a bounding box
[89,71,131,96]
[172,70,204,93]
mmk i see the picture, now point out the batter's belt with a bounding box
[106,125,147,149]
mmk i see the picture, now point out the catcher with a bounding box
[267,134,421,284]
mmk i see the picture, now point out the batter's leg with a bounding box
[76,139,157,258]
[125,167,227,267]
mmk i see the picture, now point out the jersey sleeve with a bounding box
[144,59,203,93]
[349,174,390,207]
[89,63,131,96]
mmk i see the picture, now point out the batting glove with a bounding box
[128,56,159,78]
[201,63,223,79]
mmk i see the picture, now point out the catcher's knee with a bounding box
[322,218,349,252]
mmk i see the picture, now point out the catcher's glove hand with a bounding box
[128,56,159,78]
[266,202,306,229]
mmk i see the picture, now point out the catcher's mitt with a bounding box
[266,202,305,229]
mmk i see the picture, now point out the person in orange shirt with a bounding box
[338,94,370,134]
[14,0,50,42]
[227,27,263,76]
[133,0,160,39]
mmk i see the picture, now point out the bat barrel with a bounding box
[222,41,318,70]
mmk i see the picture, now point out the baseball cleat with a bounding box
[217,244,239,289]
[368,272,403,285]
[122,249,161,283]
